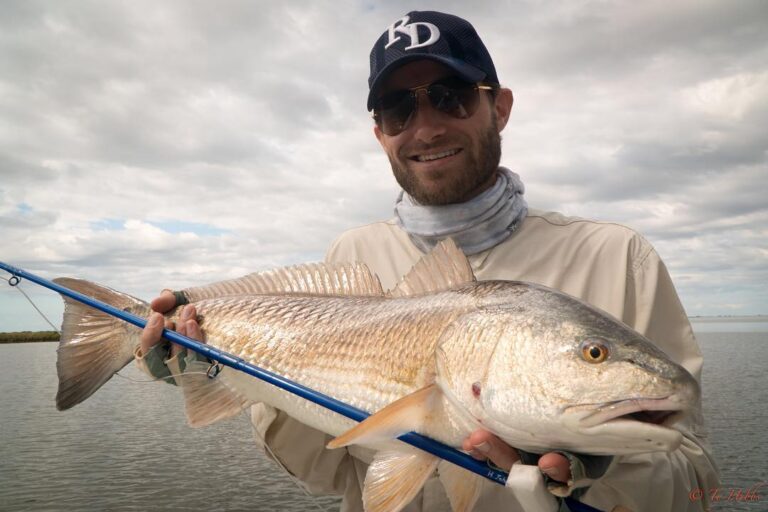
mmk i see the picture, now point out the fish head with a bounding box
[436,282,700,455]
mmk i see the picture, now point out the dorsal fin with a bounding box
[388,238,476,298]
[182,262,384,301]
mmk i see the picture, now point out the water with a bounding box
[692,322,768,511]
[0,322,765,511]
[0,342,341,511]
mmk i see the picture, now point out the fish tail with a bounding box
[52,278,151,410]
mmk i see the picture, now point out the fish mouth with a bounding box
[569,395,686,429]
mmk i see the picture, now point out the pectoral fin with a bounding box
[327,384,440,449]
[437,460,484,512]
[363,449,439,512]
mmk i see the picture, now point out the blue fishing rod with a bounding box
[0,261,603,512]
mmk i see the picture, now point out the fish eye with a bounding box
[580,340,609,364]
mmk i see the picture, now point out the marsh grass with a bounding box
[0,331,59,343]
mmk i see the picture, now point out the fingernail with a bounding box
[474,442,490,454]
[150,314,163,327]
[541,466,559,478]
[182,306,194,320]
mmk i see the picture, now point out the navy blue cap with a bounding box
[367,11,499,111]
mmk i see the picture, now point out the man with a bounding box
[140,10,718,511]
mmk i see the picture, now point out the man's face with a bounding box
[373,60,513,205]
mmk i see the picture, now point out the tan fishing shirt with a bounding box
[257,209,719,512]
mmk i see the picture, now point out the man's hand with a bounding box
[140,290,202,358]
[462,429,571,483]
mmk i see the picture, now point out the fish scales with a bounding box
[187,291,477,418]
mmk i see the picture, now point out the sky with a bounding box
[0,0,766,332]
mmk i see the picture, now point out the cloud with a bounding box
[1,0,766,332]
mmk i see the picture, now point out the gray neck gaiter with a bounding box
[394,167,528,255]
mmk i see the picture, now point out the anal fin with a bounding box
[438,460,484,512]
[327,384,440,449]
[364,449,439,512]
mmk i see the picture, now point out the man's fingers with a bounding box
[467,449,485,460]
[170,320,186,358]
[482,436,520,471]
[185,318,204,342]
[144,290,180,355]
[140,312,165,354]
[462,431,572,482]
[181,304,197,322]
[462,429,520,471]
[169,305,203,355]
[151,290,177,313]
[538,452,571,483]
[178,305,202,341]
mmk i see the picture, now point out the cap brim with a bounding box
[367,55,487,111]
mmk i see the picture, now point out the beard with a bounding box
[389,116,502,206]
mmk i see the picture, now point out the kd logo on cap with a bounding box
[385,15,440,51]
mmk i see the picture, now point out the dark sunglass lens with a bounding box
[427,80,478,119]
[429,85,459,109]
[377,90,416,135]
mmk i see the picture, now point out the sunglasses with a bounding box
[372,77,496,136]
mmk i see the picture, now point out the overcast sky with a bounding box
[1,0,766,332]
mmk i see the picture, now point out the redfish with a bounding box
[53,240,698,512]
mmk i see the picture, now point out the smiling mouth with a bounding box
[411,148,462,162]
[570,396,685,428]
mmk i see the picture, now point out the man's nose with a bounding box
[408,89,447,142]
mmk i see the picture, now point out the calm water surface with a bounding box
[692,324,767,511]
[0,322,765,511]
[0,342,341,512]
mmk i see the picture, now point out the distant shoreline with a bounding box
[689,315,768,323]
[0,339,58,344]
[0,331,59,344]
